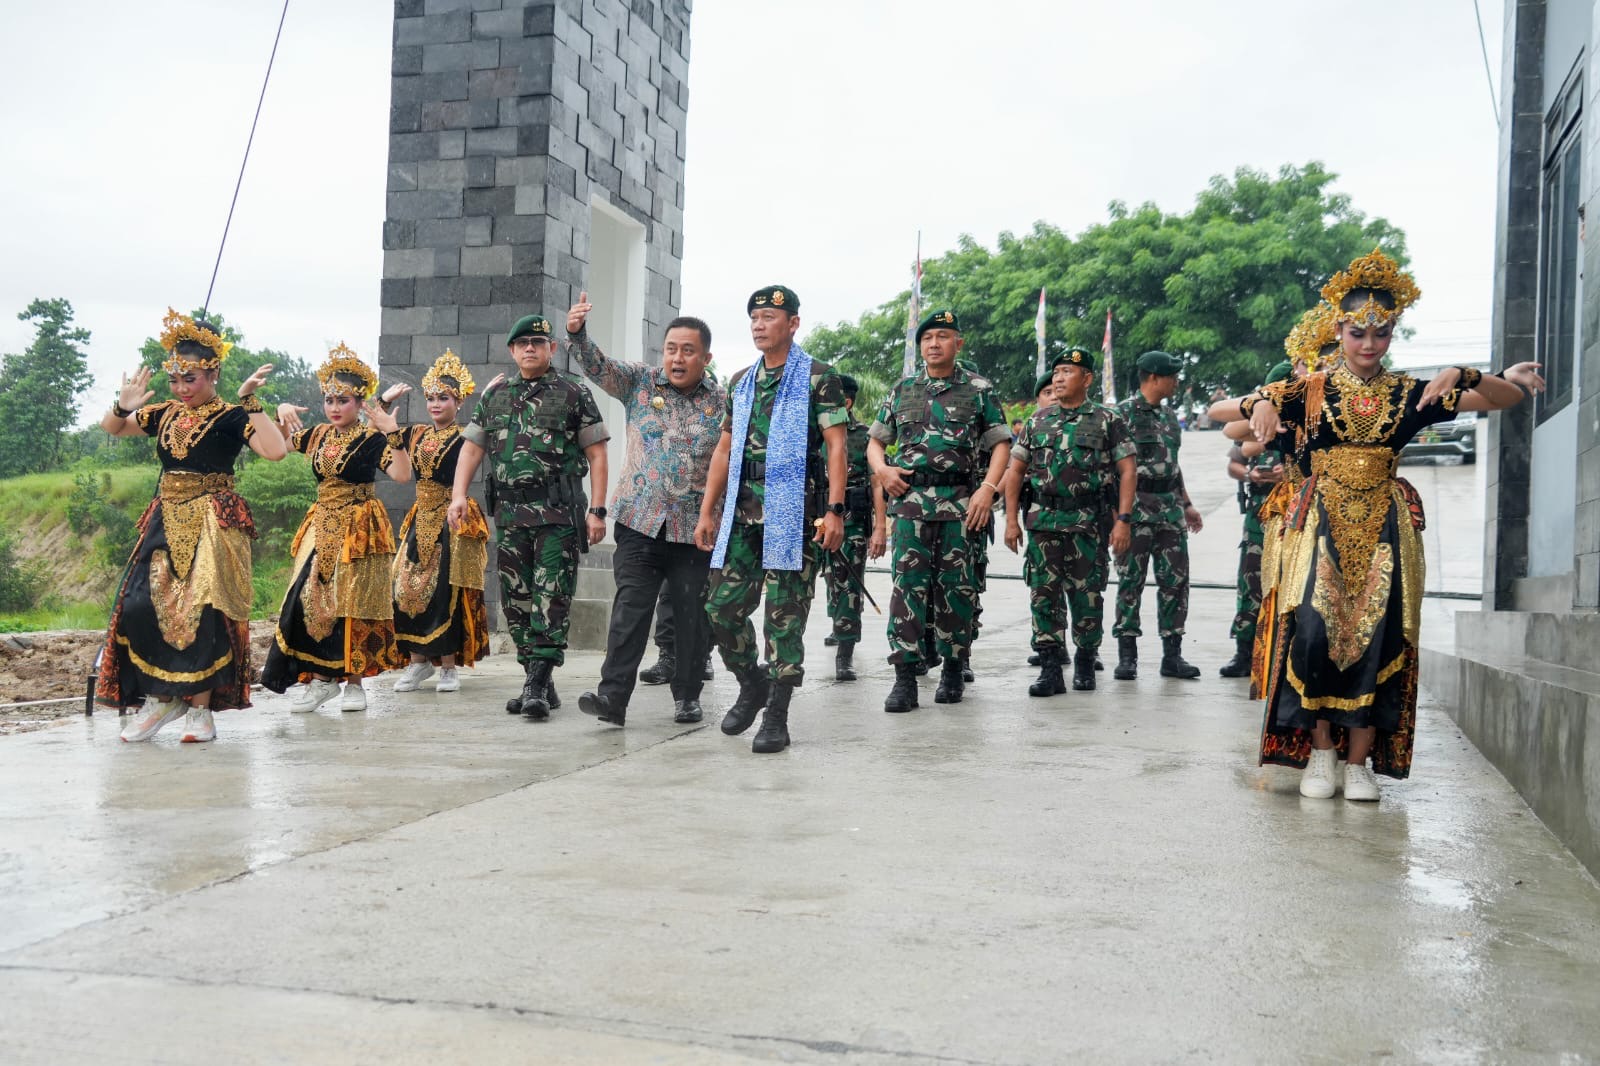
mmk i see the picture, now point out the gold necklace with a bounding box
[412,423,459,480]
[159,397,228,460]
[313,423,369,479]
[1327,367,1400,444]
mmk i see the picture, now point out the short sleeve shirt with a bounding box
[462,370,610,527]
[1011,400,1134,533]
[869,366,1011,521]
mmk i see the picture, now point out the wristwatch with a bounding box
[828,502,847,516]
[1116,513,1132,524]
[588,506,607,518]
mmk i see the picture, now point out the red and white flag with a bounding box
[1101,308,1116,404]
[1034,288,1047,379]
[903,241,923,378]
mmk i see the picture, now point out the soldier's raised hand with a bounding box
[567,290,593,335]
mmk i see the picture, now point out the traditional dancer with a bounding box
[261,344,411,712]
[97,309,288,743]
[387,350,491,693]
[1214,250,1542,801]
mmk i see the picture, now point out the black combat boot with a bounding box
[934,657,965,704]
[577,689,625,726]
[960,653,974,684]
[721,666,770,736]
[544,676,561,709]
[1028,647,1066,697]
[914,632,936,676]
[884,662,920,713]
[1217,636,1253,678]
[751,684,793,753]
[1072,647,1097,691]
[507,660,539,714]
[702,655,715,681]
[638,653,674,686]
[1113,636,1138,680]
[519,661,553,720]
[823,633,839,647]
[1028,652,1042,666]
[835,642,857,682]
[1159,635,1201,679]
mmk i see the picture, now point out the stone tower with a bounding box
[377,0,692,638]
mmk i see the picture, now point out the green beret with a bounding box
[506,314,552,345]
[747,285,800,315]
[1052,347,1097,372]
[915,309,961,343]
[1265,361,1294,385]
[1034,372,1056,396]
[838,373,859,398]
[1136,350,1183,376]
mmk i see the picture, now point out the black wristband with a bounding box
[1456,367,1483,390]
[112,402,132,418]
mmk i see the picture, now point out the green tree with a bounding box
[804,163,1407,401]
[0,299,95,477]
[0,527,44,612]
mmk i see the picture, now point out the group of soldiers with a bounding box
[456,288,1223,756]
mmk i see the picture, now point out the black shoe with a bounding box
[1218,636,1253,678]
[721,667,770,736]
[911,659,930,677]
[1072,647,1097,691]
[835,642,857,682]
[638,655,674,686]
[1159,635,1201,680]
[961,656,974,684]
[934,657,965,704]
[1094,656,1104,671]
[1029,647,1066,697]
[578,690,625,726]
[1113,636,1138,681]
[702,655,714,681]
[507,660,537,714]
[520,661,554,720]
[544,677,561,710]
[823,633,838,647]
[884,662,919,713]
[1027,652,1041,666]
[673,698,702,724]
[751,684,792,753]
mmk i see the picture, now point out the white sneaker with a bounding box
[1343,761,1381,802]
[121,699,183,742]
[393,662,435,692]
[289,678,341,713]
[1299,748,1338,799]
[1336,758,1347,791]
[435,667,459,692]
[179,707,216,743]
[340,682,367,712]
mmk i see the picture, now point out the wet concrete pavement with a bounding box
[5,561,1600,1062]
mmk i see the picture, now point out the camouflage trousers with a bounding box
[705,522,822,686]
[497,523,580,665]
[887,517,973,665]
[823,515,870,644]
[1025,529,1107,651]
[1229,512,1266,641]
[954,523,991,653]
[1114,524,1189,639]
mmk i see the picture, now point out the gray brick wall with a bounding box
[1577,10,1600,608]
[377,0,693,624]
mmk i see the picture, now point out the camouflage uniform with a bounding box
[1014,400,1135,652]
[1114,393,1190,638]
[823,418,874,645]
[704,359,848,686]
[463,371,608,665]
[1229,445,1279,643]
[870,367,1010,665]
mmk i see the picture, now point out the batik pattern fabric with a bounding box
[96,400,257,711]
[391,424,490,666]
[261,424,405,689]
[1255,368,1459,779]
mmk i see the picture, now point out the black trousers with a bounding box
[652,585,674,653]
[599,524,712,707]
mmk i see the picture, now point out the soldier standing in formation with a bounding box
[1005,348,1135,695]
[1216,360,1291,679]
[694,285,849,754]
[1112,350,1203,681]
[869,310,1011,712]
[821,374,888,682]
[450,314,610,720]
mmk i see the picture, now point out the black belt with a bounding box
[741,459,767,481]
[908,470,972,488]
[1037,489,1099,510]
[1140,475,1179,493]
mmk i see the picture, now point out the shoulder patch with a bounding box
[968,375,992,390]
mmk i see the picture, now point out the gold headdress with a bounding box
[316,342,379,399]
[158,308,232,374]
[420,348,475,399]
[1321,248,1421,327]
[1284,304,1339,371]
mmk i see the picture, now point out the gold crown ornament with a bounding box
[421,348,476,398]
[316,342,379,399]
[1285,304,1340,370]
[158,308,232,374]
[1321,248,1421,328]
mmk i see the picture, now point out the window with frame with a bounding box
[1536,69,1583,423]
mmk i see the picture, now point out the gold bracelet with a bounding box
[386,430,407,451]
[238,394,265,414]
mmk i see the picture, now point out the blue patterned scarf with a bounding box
[711,343,812,571]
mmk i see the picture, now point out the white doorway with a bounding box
[581,196,647,542]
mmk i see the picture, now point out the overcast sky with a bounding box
[0,0,1502,425]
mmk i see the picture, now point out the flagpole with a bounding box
[1101,308,1117,404]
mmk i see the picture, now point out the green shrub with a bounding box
[0,527,44,612]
